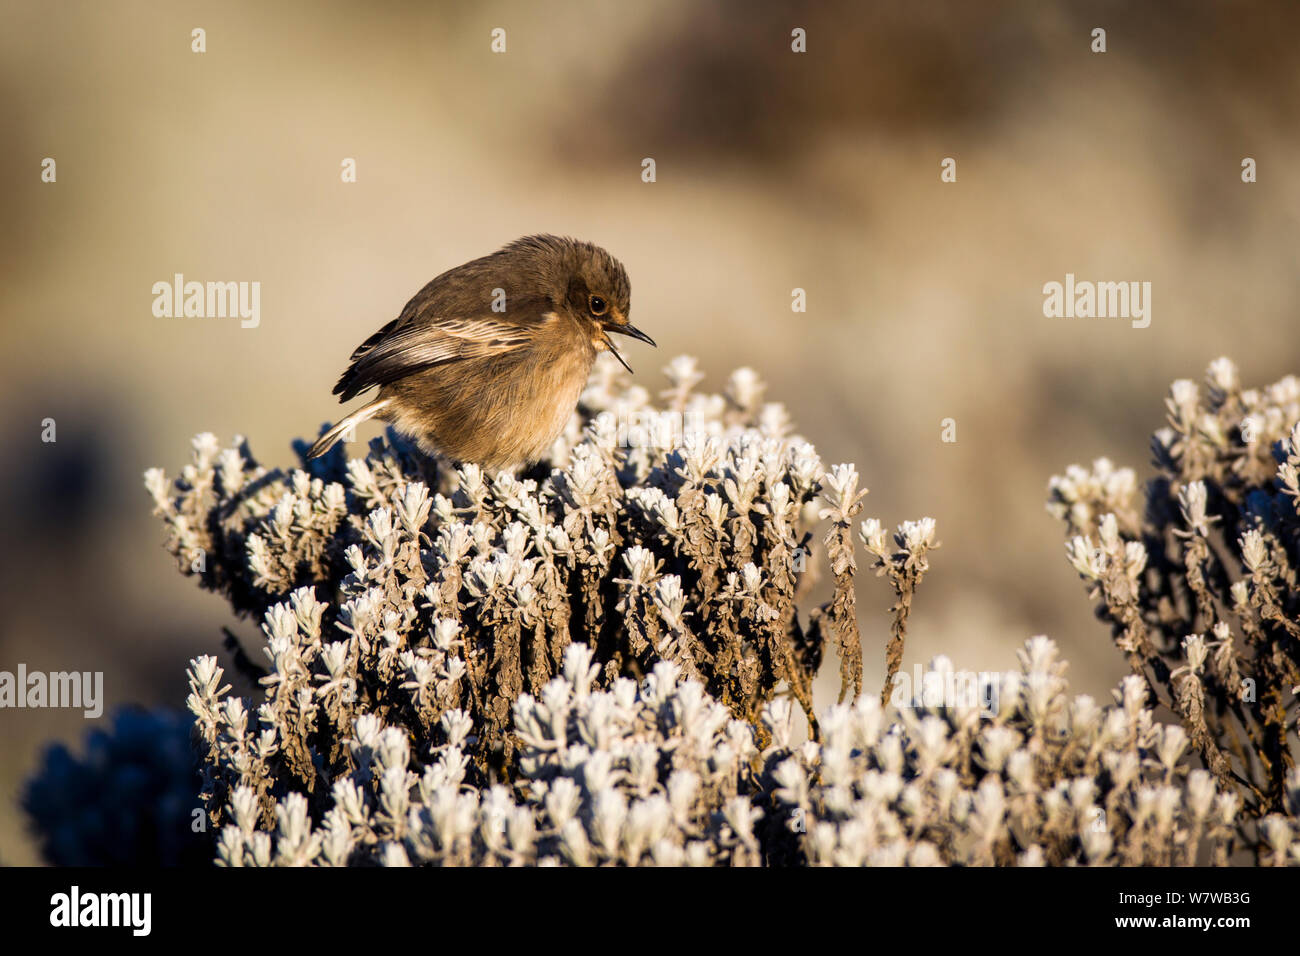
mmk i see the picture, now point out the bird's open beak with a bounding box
[601,323,656,373]
[607,323,656,348]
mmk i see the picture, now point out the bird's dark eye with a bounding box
[588,294,608,316]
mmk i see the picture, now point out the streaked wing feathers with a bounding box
[333,313,536,399]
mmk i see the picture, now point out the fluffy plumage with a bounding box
[309,235,652,470]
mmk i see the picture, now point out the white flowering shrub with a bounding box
[1049,358,1300,817]
[198,643,764,866]
[764,639,1298,867]
[24,356,1298,866]
[189,636,1300,867]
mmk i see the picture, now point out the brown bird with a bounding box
[308,235,654,470]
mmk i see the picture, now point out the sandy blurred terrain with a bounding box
[1,0,1297,863]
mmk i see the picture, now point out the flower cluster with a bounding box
[197,643,764,866]
[1049,358,1300,817]
[50,354,1285,867]
[191,635,1300,867]
[146,357,936,843]
[763,637,1298,866]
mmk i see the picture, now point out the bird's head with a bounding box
[510,234,654,372]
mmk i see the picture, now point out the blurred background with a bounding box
[1,0,1298,863]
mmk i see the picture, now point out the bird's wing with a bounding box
[333,311,539,400]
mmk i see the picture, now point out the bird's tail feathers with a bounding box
[307,398,393,459]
